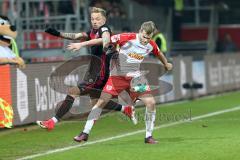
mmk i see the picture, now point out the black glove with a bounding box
[45,28,60,37]
[103,43,117,55]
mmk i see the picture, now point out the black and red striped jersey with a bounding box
[83,24,112,84]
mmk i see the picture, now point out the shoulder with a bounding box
[149,40,158,48]
[111,33,136,44]
[119,33,137,41]
[149,40,160,54]
[121,33,136,38]
[99,24,111,33]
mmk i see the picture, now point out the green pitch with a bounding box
[1,91,240,160]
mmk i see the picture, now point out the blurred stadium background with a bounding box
[1,0,240,160]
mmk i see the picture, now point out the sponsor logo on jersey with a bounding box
[128,52,144,60]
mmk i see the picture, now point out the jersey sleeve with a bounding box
[99,25,112,38]
[111,33,136,46]
[150,40,161,56]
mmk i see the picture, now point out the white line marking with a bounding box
[17,105,240,160]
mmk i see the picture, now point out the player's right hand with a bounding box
[164,63,173,71]
[66,43,83,52]
[45,28,60,37]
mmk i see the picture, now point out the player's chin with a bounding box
[92,26,98,29]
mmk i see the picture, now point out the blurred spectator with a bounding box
[153,26,167,55]
[122,26,131,32]
[1,0,9,16]
[90,0,127,19]
[216,33,238,53]
[172,0,184,41]
[1,0,18,24]
[58,1,74,15]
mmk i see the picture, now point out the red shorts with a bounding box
[103,76,152,101]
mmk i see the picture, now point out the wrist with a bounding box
[163,62,168,66]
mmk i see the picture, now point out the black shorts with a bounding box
[77,77,107,99]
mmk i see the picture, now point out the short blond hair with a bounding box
[140,21,156,35]
[90,7,107,18]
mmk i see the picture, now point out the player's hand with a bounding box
[66,43,83,52]
[164,63,173,71]
[45,28,60,37]
[103,43,117,55]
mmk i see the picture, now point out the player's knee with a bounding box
[146,99,156,108]
[67,87,80,95]
[97,94,112,107]
[95,98,106,108]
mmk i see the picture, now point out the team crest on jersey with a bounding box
[106,85,113,90]
[128,52,144,60]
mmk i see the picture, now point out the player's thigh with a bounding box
[99,91,112,102]
[138,94,156,107]
[87,88,113,108]
[119,90,135,106]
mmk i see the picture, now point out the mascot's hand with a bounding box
[12,57,26,69]
[45,28,60,37]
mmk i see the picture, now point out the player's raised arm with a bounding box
[66,38,103,52]
[45,28,88,40]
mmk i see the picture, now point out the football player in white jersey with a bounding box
[68,21,172,144]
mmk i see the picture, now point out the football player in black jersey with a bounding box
[36,7,137,131]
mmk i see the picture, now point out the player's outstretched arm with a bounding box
[45,27,88,40]
[156,52,173,71]
[66,38,103,52]
[151,41,172,71]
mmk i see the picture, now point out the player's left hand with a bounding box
[66,43,83,52]
[164,63,173,71]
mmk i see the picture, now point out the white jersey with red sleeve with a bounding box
[110,33,161,77]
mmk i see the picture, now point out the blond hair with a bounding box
[140,21,156,35]
[90,7,107,18]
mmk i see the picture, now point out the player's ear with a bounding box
[150,33,154,38]
[103,16,106,22]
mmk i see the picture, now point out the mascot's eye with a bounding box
[1,22,4,25]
